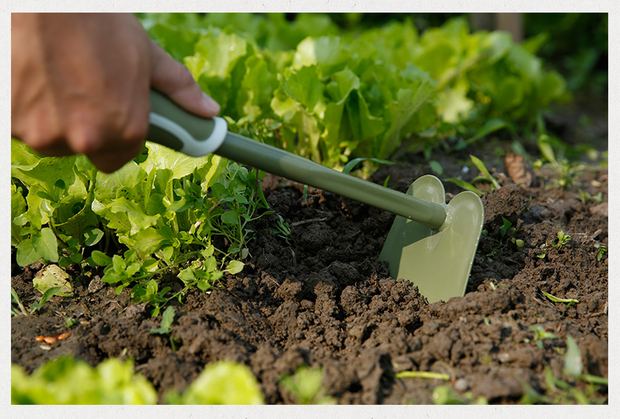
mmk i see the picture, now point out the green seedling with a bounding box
[529,325,558,349]
[497,217,524,248]
[382,175,391,188]
[541,290,579,306]
[150,306,179,350]
[470,155,500,190]
[581,374,608,386]
[446,155,500,196]
[445,177,484,196]
[536,243,548,259]
[11,285,67,316]
[578,190,603,204]
[273,214,292,241]
[552,230,571,249]
[432,385,487,405]
[499,217,514,238]
[30,286,65,314]
[594,243,607,262]
[429,160,444,176]
[536,134,583,189]
[537,133,558,165]
[11,287,28,317]
[279,366,335,404]
[150,306,176,335]
[64,317,77,329]
[396,371,450,380]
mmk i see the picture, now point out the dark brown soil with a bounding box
[11,145,608,404]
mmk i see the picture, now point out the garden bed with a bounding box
[11,138,608,404]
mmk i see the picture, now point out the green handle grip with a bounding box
[148,90,227,156]
[148,90,447,229]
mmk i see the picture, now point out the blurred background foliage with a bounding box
[331,13,608,97]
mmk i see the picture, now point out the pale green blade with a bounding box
[379,175,484,303]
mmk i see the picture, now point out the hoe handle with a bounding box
[148,90,447,229]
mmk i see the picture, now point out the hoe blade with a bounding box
[379,175,484,303]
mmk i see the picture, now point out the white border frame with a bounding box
[2,2,616,419]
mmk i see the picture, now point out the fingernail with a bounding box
[202,93,220,114]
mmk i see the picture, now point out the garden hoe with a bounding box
[147,90,484,303]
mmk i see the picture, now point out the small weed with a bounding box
[470,155,500,190]
[10,287,28,317]
[552,230,571,249]
[594,243,607,262]
[536,243,548,259]
[446,155,499,196]
[578,190,603,204]
[497,217,524,248]
[536,134,583,189]
[429,160,444,176]
[382,175,391,188]
[30,287,65,314]
[64,317,77,329]
[396,371,450,380]
[529,325,558,349]
[150,306,179,350]
[11,286,68,316]
[150,306,176,335]
[432,385,487,405]
[445,177,484,196]
[273,214,292,241]
[541,290,579,306]
[499,217,514,238]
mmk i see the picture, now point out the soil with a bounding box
[11,134,608,404]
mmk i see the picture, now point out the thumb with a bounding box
[149,41,220,117]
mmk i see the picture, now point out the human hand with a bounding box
[11,13,220,173]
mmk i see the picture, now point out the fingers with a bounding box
[87,140,144,173]
[69,111,148,172]
[149,41,220,117]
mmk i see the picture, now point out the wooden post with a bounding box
[495,13,524,42]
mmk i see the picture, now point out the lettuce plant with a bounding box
[11,141,267,315]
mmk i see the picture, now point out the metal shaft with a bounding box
[217,133,447,229]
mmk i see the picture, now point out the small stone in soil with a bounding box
[454,378,469,392]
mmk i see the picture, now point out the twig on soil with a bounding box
[588,301,608,317]
[291,217,328,227]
